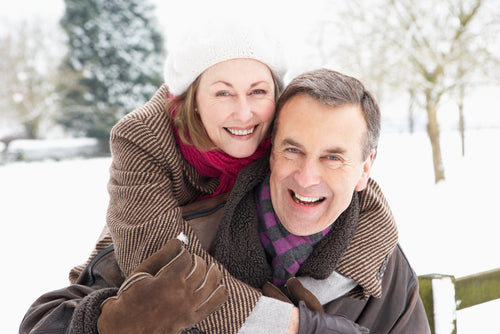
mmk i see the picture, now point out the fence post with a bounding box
[418,274,457,334]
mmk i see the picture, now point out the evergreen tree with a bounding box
[58,0,165,141]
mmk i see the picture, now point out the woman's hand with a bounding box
[98,239,228,334]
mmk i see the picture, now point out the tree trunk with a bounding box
[408,89,416,134]
[23,115,41,139]
[426,99,445,183]
[458,85,466,157]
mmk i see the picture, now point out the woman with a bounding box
[72,21,288,333]
[107,26,285,279]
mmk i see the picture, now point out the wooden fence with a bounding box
[418,267,500,334]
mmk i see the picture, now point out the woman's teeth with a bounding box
[226,127,255,136]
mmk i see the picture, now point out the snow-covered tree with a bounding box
[58,0,165,141]
[0,20,62,140]
[311,0,500,183]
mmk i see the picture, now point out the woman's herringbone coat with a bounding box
[78,85,262,333]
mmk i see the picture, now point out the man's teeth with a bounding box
[293,192,324,204]
[226,127,255,136]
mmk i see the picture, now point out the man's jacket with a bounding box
[20,157,430,333]
[212,156,430,333]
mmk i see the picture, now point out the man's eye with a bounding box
[287,148,300,154]
[327,155,341,161]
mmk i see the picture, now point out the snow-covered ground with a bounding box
[3,129,500,333]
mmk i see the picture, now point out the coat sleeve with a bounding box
[380,245,431,334]
[388,278,431,334]
[320,245,431,333]
[294,276,428,334]
[19,248,279,334]
[106,114,265,333]
[19,246,121,334]
[360,245,431,334]
[106,113,191,277]
[19,285,116,334]
[19,116,265,334]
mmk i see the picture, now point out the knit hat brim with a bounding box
[164,21,286,95]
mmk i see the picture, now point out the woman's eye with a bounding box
[216,91,230,97]
[251,89,266,95]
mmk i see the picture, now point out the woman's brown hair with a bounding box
[167,69,283,152]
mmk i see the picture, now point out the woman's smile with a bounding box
[224,125,257,136]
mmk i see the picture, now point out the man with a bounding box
[211,69,429,333]
[21,69,430,333]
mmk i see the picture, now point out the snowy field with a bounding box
[3,129,500,333]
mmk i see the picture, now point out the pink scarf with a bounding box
[169,95,271,198]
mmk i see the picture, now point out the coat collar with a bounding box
[337,178,398,299]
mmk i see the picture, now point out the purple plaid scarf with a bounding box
[255,175,331,287]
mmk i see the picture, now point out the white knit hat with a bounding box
[164,21,286,95]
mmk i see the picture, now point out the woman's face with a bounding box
[196,58,276,158]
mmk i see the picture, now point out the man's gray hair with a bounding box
[273,69,381,160]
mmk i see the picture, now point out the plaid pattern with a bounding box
[255,175,331,286]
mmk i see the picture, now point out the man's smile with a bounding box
[290,190,325,206]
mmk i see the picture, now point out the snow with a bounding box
[372,129,500,279]
[432,276,457,334]
[4,138,100,163]
[2,128,500,333]
[1,158,110,333]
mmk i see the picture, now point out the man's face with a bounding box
[269,94,374,236]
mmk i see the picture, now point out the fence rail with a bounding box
[419,267,500,334]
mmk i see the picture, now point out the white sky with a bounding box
[0,0,64,22]
[1,0,499,130]
[0,0,326,75]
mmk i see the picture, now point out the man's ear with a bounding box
[269,148,275,171]
[355,149,375,191]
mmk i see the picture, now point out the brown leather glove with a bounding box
[286,277,324,312]
[261,281,293,304]
[261,278,323,312]
[97,239,228,334]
